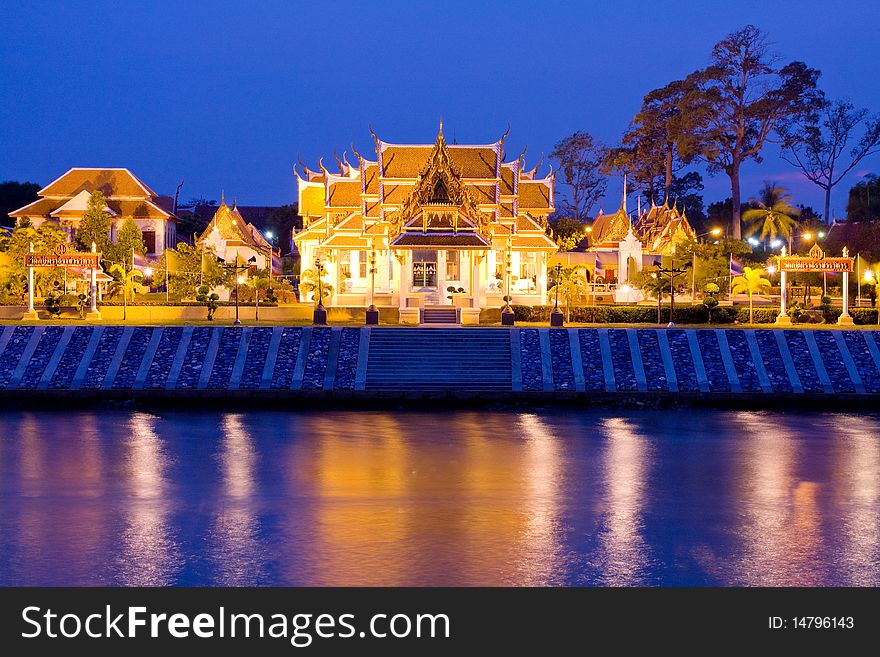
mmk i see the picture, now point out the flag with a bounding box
[729,255,744,277]
[593,259,604,282]
[271,251,283,275]
[132,251,152,271]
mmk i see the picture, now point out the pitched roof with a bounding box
[327,180,361,207]
[9,197,64,217]
[39,168,156,198]
[197,202,267,249]
[518,180,552,209]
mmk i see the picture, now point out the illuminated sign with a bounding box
[779,244,853,273]
[24,243,101,269]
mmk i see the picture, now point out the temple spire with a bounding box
[221,190,225,206]
[621,174,627,213]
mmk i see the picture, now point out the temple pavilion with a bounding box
[294,124,558,323]
[554,184,696,303]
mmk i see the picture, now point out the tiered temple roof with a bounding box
[295,124,557,253]
[197,196,272,251]
[633,198,696,255]
[588,193,695,256]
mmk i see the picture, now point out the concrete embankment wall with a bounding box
[0,325,879,403]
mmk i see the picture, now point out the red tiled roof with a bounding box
[40,168,156,198]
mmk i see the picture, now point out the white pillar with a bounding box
[775,269,790,324]
[24,241,38,320]
[87,241,101,319]
[437,250,447,304]
[839,269,854,325]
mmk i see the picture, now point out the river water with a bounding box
[0,409,878,586]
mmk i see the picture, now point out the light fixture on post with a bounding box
[550,262,564,327]
[313,254,327,325]
[501,236,515,326]
[366,248,379,325]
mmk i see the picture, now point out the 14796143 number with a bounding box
[769,616,854,630]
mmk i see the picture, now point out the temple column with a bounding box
[538,255,548,305]
[437,249,447,304]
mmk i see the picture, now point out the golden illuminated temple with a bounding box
[294,124,558,323]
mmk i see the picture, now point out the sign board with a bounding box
[779,244,853,273]
[24,243,101,269]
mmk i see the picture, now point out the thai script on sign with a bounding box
[779,258,853,273]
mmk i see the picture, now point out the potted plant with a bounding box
[196,285,220,320]
[703,282,720,323]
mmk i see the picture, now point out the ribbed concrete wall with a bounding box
[1,325,879,399]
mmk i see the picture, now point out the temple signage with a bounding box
[24,243,100,269]
[779,244,853,273]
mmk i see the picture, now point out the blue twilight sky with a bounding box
[1,0,879,217]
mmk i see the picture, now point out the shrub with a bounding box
[511,304,738,324]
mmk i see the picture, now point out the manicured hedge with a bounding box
[97,300,277,307]
[509,304,880,325]
[511,304,740,324]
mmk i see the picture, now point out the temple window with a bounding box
[446,250,460,280]
[358,250,368,278]
[519,252,537,281]
[143,230,157,255]
[339,249,352,279]
[412,250,437,287]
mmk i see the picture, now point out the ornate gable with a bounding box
[388,126,490,248]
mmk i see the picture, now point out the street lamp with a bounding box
[656,253,690,327]
[550,262,564,327]
[313,255,327,325]
[501,237,515,326]
[366,249,379,325]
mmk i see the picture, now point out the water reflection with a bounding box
[116,412,181,585]
[593,417,652,586]
[1,409,879,586]
[731,411,824,586]
[832,417,880,585]
[209,413,267,585]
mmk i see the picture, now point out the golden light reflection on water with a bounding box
[209,413,266,585]
[116,412,181,586]
[594,417,651,586]
[731,411,824,586]
[14,413,109,584]
[281,412,566,586]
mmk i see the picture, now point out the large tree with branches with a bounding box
[678,25,823,240]
[549,131,607,222]
[780,99,880,223]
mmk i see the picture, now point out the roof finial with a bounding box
[232,197,237,210]
[221,190,225,206]
[439,115,444,139]
[637,194,641,217]
[622,173,627,214]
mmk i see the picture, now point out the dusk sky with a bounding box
[2,0,879,218]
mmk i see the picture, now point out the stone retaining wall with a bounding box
[1,325,879,401]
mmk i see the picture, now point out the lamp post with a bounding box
[313,255,327,325]
[366,248,379,325]
[691,227,723,301]
[656,252,689,327]
[234,275,244,325]
[550,262,564,327]
[501,237,515,326]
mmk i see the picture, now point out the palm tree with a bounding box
[742,182,800,250]
[548,266,588,321]
[246,268,271,321]
[107,263,147,302]
[731,266,771,324]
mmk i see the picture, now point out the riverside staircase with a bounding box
[365,328,512,392]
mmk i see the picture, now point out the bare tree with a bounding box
[550,131,607,222]
[679,25,822,240]
[781,99,880,222]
